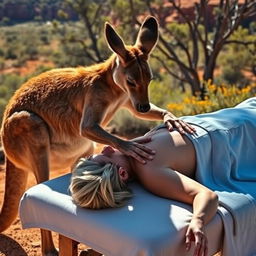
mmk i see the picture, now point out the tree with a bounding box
[218,26,256,85]
[108,0,148,41]
[63,0,110,63]
[144,0,256,97]
[59,0,148,65]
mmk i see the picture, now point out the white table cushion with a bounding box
[19,174,223,256]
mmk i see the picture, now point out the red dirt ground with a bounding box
[0,59,54,76]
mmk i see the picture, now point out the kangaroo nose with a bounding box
[136,103,150,113]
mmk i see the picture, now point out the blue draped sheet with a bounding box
[182,97,256,256]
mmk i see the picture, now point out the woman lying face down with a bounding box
[70,126,219,256]
[70,96,256,256]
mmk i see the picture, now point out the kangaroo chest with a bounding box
[101,96,127,127]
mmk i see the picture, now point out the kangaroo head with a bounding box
[105,16,158,113]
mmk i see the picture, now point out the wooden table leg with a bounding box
[59,234,78,256]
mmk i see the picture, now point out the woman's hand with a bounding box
[115,139,155,164]
[185,217,208,256]
[163,111,196,134]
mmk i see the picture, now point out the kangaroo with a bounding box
[0,16,192,256]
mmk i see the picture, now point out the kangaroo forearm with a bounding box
[192,191,218,225]
[80,124,121,147]
[132,103,167,121]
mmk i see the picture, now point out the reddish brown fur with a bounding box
[0,16,159,256]
[3,55,116,136]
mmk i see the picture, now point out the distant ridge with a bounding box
[0,0,78,24]
[0,0,249,25]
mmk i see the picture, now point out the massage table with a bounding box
[19,173,224,256]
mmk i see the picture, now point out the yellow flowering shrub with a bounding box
[167,82,256,116]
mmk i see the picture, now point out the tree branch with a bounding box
[80,11,103,62]
[66,38,98,62]
[169,0,201,68]
[223,1,256,40]
[151,54,187,83]
[224,39,256,45]
[128,0,140,41]
[158,34,191,72]
[92,2,104,26]
[163,27,194,68]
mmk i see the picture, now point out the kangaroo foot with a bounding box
[43,248,59,256]
[79,249,102,256]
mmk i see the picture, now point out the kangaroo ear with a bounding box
[135,16,159,56]
[105,22,128,62]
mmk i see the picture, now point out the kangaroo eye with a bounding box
[127,79,136,87]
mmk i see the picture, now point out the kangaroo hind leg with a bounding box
[0,159,28,232]
[1,110,57,255]
[0,110,50,232]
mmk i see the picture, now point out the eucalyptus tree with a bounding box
[143,0,256,96]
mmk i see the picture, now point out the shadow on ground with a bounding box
[0,234,28,256]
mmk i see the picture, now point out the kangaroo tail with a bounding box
[0,159,28,232]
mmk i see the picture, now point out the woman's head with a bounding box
[69,157,133,209]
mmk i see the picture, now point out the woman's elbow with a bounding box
[206,190,219,206]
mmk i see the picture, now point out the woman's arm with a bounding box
[135,166,218,256]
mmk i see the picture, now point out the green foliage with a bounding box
[0,23,54,67]
[0,73,25,124]
[0,98,7,124]
[0,1,255,136]
[166,23,190,44]
[167,82,256,117]
[0,73,24,95]
[108,0,147,41]
[217,26,255,86]
[111,109,158,138]
[0,17,10,26]
[57,10,69,21]
[221,66,248,85]
[149,78,176,107]
[52,42,91,67]
[0,57,4,69]
[0,0,76,24]
[250,22,256,33]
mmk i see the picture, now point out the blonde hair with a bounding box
[69,158,133,209]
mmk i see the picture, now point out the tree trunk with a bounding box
[190,79,201,96]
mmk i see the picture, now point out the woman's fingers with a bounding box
[193,231,207,256]
[194,234,202,256]
[185,230,192,251]
[185,228,208,256]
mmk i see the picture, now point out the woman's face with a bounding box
[89,146,131,181]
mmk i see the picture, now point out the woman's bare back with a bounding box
[133,128,197,178]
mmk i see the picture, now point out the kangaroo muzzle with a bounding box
[136,103,150,113]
